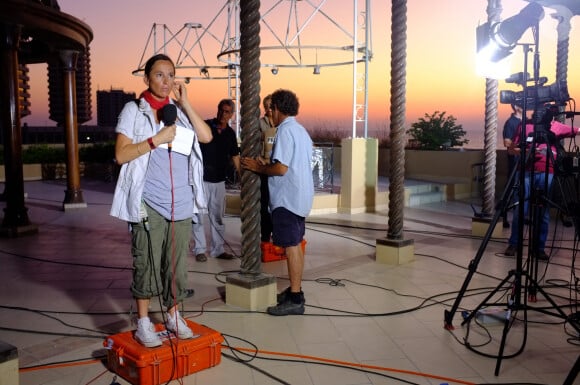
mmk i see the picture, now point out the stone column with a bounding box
[376,0,414,264]
[472,0,502,238]
[339,137,378,214]
[0,23,36,237]
[59,49,86,209]
[226,0,276,311]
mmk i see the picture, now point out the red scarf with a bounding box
[140,90,169,110]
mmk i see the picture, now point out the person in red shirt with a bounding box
[504,110,579,261]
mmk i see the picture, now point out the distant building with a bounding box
[96,88,136,127]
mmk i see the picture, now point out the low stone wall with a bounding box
[0,162,118,183]
[1,148,510,198]
[0,164,45,182]
[332,147,508,196]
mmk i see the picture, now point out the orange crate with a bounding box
[261,239,306,262]
[104,320,223,385]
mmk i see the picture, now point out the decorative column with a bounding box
[549,3,576,227]
[226,0,276,311]
[376,0,414,265]
[60,49,86,210]
[552,5,572,114]
[0,23,37,237]
[472,0,502,238]
[238,0,262,276]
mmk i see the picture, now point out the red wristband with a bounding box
[147,137,156,150]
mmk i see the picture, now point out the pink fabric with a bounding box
[512,120,579,174]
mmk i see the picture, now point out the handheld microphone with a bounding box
[161,104,177,151]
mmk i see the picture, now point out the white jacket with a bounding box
[109,98,206,223]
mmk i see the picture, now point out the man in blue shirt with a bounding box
[501,103,522,229]
[241,89,314,315]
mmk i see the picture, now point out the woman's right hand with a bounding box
[155,123,177,145]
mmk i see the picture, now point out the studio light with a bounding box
[477,2,544,63]
[476,2,544,79]
[271,67,279,75]
[200,67,209,79]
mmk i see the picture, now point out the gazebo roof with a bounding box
[0,0,93,63]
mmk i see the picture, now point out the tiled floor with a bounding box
[0,178,578,385]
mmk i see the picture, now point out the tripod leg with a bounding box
[528,186,544,302]
[444,207,504,329]
[460,271,515,326]
[562,354,580,385]
[444,152,521,329]
[494,308,512,376]
[502,172,518,229]
[526,274,580,334]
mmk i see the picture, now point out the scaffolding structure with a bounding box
[132,0,372,137]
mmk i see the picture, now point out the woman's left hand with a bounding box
[173,82,188,105]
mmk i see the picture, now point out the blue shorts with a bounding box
[271,207,305,248]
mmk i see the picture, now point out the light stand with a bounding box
[445,2,543,332]
[444,4,580,377]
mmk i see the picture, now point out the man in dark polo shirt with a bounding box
[192,99,240,261]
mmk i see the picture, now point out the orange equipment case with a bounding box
[261,239,306,263]
[104,319,223,385]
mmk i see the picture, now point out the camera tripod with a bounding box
[443,125,580,377]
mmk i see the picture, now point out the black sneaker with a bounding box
[535,250,549,261]
[267,298,305,316]
[561,215,573,228]
[277,287,290,304]
[504,244,516,256]
[216,252,235,260]
[276,287,306,305]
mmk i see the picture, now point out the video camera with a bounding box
[499,75,569,110]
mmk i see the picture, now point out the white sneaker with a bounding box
[166,311,194,340]
[134,317,162,348]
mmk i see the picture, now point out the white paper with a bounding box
[158,124,194,156]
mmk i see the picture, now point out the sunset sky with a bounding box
[23,0,580,148]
